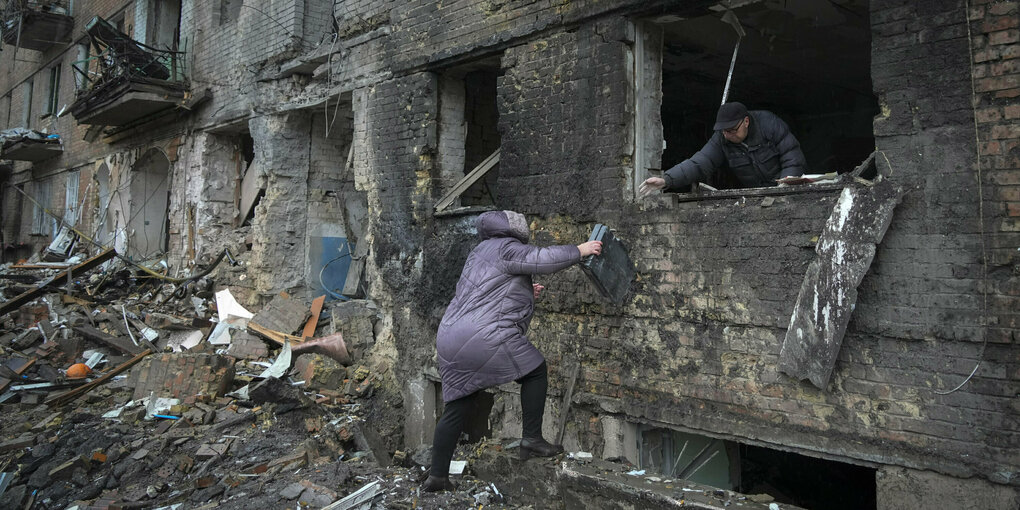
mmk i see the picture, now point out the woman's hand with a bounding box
[577,240,603,257]
[533,283,545,299]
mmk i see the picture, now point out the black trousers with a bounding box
[430,361,548,477]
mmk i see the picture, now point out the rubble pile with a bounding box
[0,252,526,509]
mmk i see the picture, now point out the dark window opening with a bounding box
[432,383,494,445]
[639,427,876,510]
[220,0,243,26]
[239,131,255,168]
[436,56,502,213]
[237,130,259,226]
[461,69,500,207]
[654,0,877,192]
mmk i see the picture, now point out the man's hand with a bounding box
[639,177,666,197]
[532,284,545,299]
[577,240,603,257]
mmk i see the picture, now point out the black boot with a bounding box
[519,437,564,460]
[422,475,457,492]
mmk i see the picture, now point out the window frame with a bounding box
[43,64,61,117]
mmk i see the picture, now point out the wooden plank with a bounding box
[47,348,152,406]
[0,248,116,317]
[73,325,143,356]
[248,322,303,346]
[302,295,326,340]
[555,361,581,445]
[434,149,500,213]
[237,158,263,226]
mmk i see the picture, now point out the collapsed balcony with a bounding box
[70,16,188,127]
[0,128,62,161]
[0,0,73,51]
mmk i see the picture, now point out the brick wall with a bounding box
[128,352,236,401]
[0,0,314,254]
[345,1,1019,494]
[497,21,632,217]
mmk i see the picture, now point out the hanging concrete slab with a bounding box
[779,178,903,389]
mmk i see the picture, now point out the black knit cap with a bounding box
[713,102,748,130]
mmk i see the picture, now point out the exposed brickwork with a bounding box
[344,0,1019,496]
[128,352,236,401]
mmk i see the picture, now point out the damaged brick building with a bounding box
[0,0,1017,509]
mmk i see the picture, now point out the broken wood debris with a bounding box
[0,248,115,317]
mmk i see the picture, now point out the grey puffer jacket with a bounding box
[663,110,807,189]
[437,211,580,402]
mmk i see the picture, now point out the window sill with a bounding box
[669,179,851,203]
[667,151,878,203]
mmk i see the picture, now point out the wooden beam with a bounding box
[248,322,303,346]
[555,361,581,445]
[47,349,152,407]
[0,248,116,317]
[73,325,144,356]
[434,149,500,213]
[302,295,326,340]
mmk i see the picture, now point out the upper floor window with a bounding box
[43,64,61,117]
[20,80,33,126]
[632,1,877,198]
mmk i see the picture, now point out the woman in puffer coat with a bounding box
[423,210,603,492]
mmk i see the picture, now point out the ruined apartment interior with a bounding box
[0,0,1017,509]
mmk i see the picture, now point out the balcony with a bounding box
[0,128,62,161]
[70,16,188,127]
[1,0,73,51]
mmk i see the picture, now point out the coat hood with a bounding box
[476,210,530,243]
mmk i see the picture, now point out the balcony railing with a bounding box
[70,16,189,127]
[1,0,73,51]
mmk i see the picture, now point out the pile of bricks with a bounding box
[127,353,236,401]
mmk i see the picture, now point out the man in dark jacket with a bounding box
[639,102,807,195]
[422,210,603,492]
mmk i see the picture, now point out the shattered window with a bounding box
[637,0,877,195]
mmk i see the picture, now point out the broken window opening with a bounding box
[43,64,61,117]
[219,0,243,26]
[637,0,877,195]
[638,427,876,510]
[148,0,181,53]
[435,57,503,214]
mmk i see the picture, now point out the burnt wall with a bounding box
[346,0,1018,493]
[497,20,632,217]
